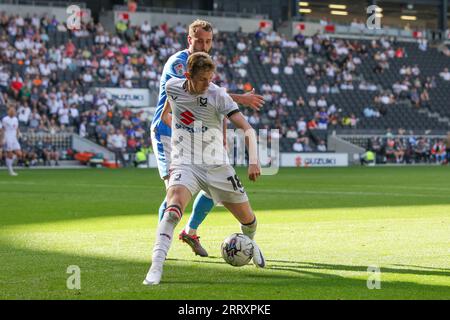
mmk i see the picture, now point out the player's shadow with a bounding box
[2,243,450,299]
[167,257,450,278]
[265,260,450,278]
[3,167,450,228]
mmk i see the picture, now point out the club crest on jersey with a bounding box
[198,97,208,107]
[173,62,185,76]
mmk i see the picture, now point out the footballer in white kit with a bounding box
[1,107,22,176]
[143,52,265,286]
[165,76,249,204]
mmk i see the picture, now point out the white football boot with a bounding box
[143,264,163,285]
[252,241,266,268]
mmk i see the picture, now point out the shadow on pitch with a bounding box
[2,167,450,227]
[1,242,450,300]
[167,257,450,278]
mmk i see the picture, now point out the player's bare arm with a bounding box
[229,89,264,111]
[161,99,172,127]
[228,111,261,181]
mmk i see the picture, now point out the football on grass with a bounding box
[221,233,254,267]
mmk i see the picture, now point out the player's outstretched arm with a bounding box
[161,99,172,127]
[228,112,261,181]
[229,89,264,111]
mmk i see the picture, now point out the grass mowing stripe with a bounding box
[1,167,449,299]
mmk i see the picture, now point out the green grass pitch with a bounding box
[0,166,449,300]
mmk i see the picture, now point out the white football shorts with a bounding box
[168,164,248,204]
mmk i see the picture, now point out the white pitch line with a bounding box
[337,184,450,192]
[0,181,160,190]
[254,189,450,199]
[1,182,449,199]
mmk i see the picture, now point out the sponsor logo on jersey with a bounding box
[175,123,208,133]
[180,111,195,125]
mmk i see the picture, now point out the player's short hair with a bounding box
[188,19,213,37]
[187,52,215,77]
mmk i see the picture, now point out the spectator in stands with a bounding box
[414,137,430,163]
[79,118,87,138]
[296,96,305,107]
[267,108,277,119]
[350,114,358,128]
[317,108,328,130]
[431,140,446,164]
[412,65,420,76]
[319,83,330,94]
[270,64,279,75]
[285,126,298,139]
[317,96,327,108]
[307,118,318,130]
[418,38,427,51]
[42,137,60,166]
[292,138,304,152]
[330,82,340,94]
[306,81,317,94]
[395,47,405,58]
[236,38,246,51]
[380,92,394,105]
[296,117,307,132]
[272,80,282,94]
[417,89,430,108]
[283,63,294,75]
[317,140,327,152]
[260,83,271,92]
[108,128,127,167]
[439,68,450,81]
[364,107,380,118]
[327,103,337,116]
[248,112,260,127]
[410,88,420,107]
[446,133,450,164]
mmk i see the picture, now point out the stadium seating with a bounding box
[0,13,449,157]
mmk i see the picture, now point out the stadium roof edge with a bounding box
[1,0,86,8]
[113,5,269,20]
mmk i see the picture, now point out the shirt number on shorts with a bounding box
[227,175,245,193]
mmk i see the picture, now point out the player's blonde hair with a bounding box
[188,19,213,37]
[187,52,215,77]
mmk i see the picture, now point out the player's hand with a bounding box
[248,163,261,181]
[241,89,264,111]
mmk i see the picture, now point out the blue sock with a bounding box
[158,199,167,222]
[188,192,214,231]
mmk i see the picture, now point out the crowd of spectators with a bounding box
[366,129,449,164]
[1,11,450,162]
[0,12,163,165]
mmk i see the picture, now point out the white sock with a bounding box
[6,158,13,173]
[241,217,257,240]
[151,205,183,268]
[185,226,197,236]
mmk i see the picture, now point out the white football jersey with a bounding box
[166,78,240,166]
[1,116,19,139]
